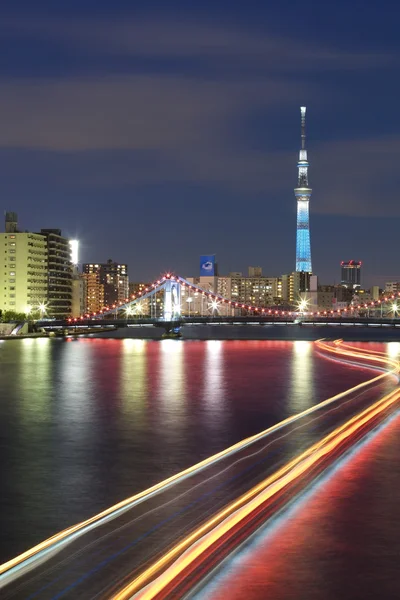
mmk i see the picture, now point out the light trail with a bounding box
[0,341,398,586]
[116,386,400,600]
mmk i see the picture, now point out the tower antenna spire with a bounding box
[300,106,306,150]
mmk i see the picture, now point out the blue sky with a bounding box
[1,1,399,286]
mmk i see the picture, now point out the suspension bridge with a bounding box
[36,273,400,335]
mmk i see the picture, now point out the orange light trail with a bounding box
[0,341,398,584]
[116,385,400,600]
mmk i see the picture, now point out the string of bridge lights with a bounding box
[67,273,400,323]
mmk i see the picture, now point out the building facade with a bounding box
[385,281,400,294]
[0,231,48,315]
[183,274,282,315]
[82,272,105,314]
[83,260,129,307]
[0,214,73,318]
[40,229,73,318]
[341,261,361,288]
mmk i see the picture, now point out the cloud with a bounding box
[311,135,400,216]
[0,73,306,192]
[0,17,398,216]
[0,17,394,74]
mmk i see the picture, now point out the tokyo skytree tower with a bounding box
[294,106,312,272]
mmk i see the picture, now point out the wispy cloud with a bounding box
[0,18,398,217]
[0,17,394,74]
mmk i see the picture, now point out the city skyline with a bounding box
[0,2,399,287]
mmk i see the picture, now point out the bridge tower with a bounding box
[294,106,312,273]
[163,278,181,321]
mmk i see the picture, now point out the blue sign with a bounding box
[200,255,216,276]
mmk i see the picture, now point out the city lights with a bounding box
[69,240,79,265]
[296,296,311,314]
[37,302,47,317]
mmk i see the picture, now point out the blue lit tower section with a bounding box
[295,106,312,273]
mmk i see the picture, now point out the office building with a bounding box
[341,261,361,288]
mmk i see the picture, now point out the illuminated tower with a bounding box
[295,106,312,273]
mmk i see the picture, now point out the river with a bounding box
[0,338,399,598]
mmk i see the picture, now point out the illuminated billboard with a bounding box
[200,255,216,277]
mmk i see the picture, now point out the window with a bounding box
[9,279,15,283]
[9,301,15,305]
[9,286,15,290]
[9,271,16,276]
[9,242,16,247]
[9,294,15,298]
[9,249,16,254]
[9,257,15,261]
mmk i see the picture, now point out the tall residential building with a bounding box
[40,229,73,318]
[0,214,73,318]
[341,261,361,288]
[83,260,129,307]
[295,106,312,273]
[0,230,48,315]
[82,272,105,314]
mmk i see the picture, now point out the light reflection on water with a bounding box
[0,338,389,563]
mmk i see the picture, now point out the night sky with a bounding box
[1,1,399,288]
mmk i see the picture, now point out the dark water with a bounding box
[202,409,400,600]
[0,338,399,584]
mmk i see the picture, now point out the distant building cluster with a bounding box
[1,109,398,322]
[0,213,130,319]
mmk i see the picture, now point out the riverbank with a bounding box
[87,324,400,342]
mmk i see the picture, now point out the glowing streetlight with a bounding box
[391,302,399,317]
[38,302,47,318]
[208,299,220,315]
[25,305,32,318]
[125,305,134,318]
[296,296,311,315]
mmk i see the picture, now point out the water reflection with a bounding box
[0,339,382,563]
[17,338,52,423]
[288,341,314,412]
[120,339,148,415]
[203,341,225,408]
